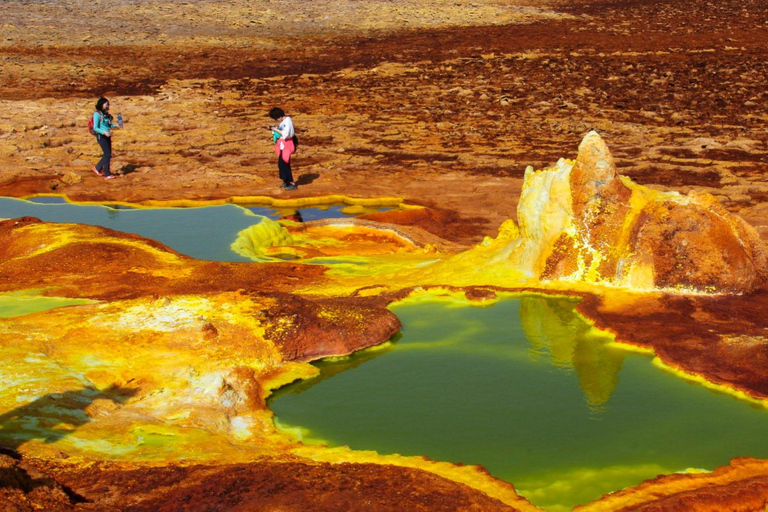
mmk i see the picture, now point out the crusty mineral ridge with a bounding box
[1,454,531,512]
[576,457,768,512]
[0,216,327,300]
[515,131,768,293]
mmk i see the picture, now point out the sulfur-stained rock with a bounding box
[554,131,632,280]
[511,131,768,293]
[464,287,497,302]
[576,457,768,512]
[0,453,85,510]
[359,206,482,247]
[60,171,82,185]
[622,191,768,293]
[0,216,328,300]
[262,292,401,362]
[18,457,526,512]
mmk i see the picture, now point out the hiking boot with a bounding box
[284,184,297,191]
[279,183,287,188]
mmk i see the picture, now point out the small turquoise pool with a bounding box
[0,197,394,262]
[269,294,768,511]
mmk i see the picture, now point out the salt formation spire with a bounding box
[571,130,621,203]
[543,130,633,282]
[506,131,768,293]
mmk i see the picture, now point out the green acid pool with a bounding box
[0,290,93,318]
[269,293,768,511]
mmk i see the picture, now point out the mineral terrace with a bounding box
[1,0,768,510]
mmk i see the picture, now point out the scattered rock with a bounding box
[60,171,82,185]
[464,288,497,302]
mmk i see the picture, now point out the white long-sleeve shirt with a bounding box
[278,116,294,139]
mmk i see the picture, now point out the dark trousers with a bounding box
[95,134,112,177]
[278,156,293,185]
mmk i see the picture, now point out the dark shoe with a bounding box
[279,183,287,188]
[284,184,297,191]
[92,166,103,176]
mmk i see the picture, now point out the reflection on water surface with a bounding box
[270,294,768,511]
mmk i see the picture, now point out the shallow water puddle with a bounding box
[0,290,93,318]
[0,197,394,262]
[270,293,768,511]
[0,197,258,261]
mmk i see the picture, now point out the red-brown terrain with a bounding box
[1,0,767,245]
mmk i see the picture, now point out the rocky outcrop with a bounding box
[512,131,768,293]
[576,457,768,512]
[0,453,87,510]
[2,456,526,512]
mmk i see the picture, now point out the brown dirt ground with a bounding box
[1,0,767,245]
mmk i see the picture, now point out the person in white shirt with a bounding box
[269,107,297,190]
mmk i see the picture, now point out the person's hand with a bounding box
[105,131,111,137]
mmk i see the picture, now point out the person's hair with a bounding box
[268,107,285,120]
[95,97,109,112]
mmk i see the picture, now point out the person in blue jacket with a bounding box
[91,97,119,180]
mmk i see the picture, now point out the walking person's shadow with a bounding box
[0,384,137,453]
